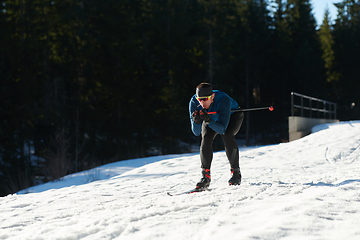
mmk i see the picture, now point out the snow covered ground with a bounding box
[1,121,360,240]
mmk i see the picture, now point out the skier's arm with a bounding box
[207,97,231,134]
[189,98,202,136]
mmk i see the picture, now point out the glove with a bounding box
[192,110,202,125]
[199,109,212,123]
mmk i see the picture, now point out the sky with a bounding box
[1,120,360,239]
[312,0,339,26]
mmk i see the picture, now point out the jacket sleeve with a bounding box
[207,97,231,134]
[189,98,202,136]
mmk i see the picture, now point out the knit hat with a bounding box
[196,83,213,97]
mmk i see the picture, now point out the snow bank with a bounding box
[1,121,360,240]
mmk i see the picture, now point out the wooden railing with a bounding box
[291,92,337,119]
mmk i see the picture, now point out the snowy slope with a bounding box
[1,121,360,240]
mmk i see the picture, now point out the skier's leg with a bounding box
[221,112,244,169]
[200,123,218,169]
[196,124,217,189]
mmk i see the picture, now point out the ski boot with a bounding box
[228,168,241,186]
[196,168,211,189]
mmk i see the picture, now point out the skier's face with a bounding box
[198,93,214,109]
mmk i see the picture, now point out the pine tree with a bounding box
[286,0,325,96]
[318,8,339,85]
[332,0,360,117]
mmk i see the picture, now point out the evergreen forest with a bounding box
[1,0,360,196]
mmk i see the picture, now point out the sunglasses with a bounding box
[196,95,212,102]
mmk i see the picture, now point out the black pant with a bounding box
[200,111,244,170]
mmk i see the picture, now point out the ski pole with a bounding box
[207,106,274,115]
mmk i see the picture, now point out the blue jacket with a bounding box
[189,90,240,136]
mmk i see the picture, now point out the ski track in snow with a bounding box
[1,121,360,239]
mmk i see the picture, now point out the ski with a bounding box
[167,187,211,196]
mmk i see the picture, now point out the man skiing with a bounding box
[189,83,244,189]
